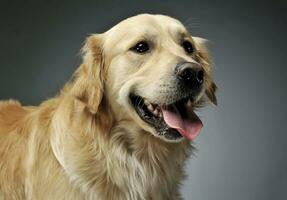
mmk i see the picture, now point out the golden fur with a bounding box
[0,14,216,199]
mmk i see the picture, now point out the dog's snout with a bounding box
[176,62,204,90]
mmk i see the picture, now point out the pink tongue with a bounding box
[161,108,203,140]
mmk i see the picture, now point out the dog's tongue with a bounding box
[161,107,203,140]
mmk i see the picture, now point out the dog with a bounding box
[0,14,217,200]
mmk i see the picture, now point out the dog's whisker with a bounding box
[183,17,200,30]
[136,96,143,108]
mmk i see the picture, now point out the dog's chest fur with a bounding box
[49,105,191,200]
[0,99,191,200]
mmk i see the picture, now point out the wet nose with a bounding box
[176,62,204,90]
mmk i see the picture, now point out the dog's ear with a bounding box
[205,81,217,105]
[71,34,105,114]
[193,37,217,105]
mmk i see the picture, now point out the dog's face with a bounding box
[78,14,216,142]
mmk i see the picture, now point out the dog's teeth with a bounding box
[187,99,192,107]
[144,99,149,105]
[158,112,163,118]
[148,104,154,112]
[153,109,159,116]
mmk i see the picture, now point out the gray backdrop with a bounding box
[1,0,287,199]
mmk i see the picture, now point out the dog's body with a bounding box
[0,97,188,200]
[0,14,216,200]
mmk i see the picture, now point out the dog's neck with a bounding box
[50,95,191,199]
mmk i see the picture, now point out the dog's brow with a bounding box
[125,32,157,46]
[170,29,191,43]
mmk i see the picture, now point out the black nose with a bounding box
[177,62,204,90]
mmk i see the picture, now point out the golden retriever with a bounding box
[0,14,217,200]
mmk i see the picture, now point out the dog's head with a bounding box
[72,14,217,142]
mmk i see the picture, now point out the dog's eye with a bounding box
[131,41,150,54]
[182,40,194,54]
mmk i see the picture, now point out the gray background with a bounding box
[1,0,287,199]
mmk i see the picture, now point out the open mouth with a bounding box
[130,94,203,141]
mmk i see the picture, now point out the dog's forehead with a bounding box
[105,14,187,39]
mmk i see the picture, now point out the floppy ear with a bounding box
[70,34,105,114]
[193,36,217,105]
[205,81,217,105]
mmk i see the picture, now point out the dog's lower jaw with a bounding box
[51,98,192,200]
